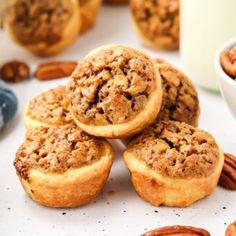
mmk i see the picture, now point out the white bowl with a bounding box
[215,38,236,119]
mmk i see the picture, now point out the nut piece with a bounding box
[143,225,210,236]
[0,60,30,82]
[35,61,77,80]
[218,153,236,190]
[226,221,236,236]
[220,47,236,79]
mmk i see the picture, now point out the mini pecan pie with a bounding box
[24,86,73,129]
[79,0,102,33]
[4,0,80,56]
[155,59,200,126]
[14,124,114,208]
[67,45,163,138]
[130,0,179,50]
[124,121,224,207]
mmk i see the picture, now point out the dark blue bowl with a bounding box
[0,87,18,129]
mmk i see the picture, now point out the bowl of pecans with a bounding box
[215,38,236,119]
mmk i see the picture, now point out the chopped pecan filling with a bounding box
[131,0,179,49]
[156,60,199,126]
[67,46,156,125]
[15,124,103,179]
[7,0,73,45]
[27,86,73,125]
[129,121,220,178]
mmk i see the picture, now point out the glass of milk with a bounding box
[180,0,236,90]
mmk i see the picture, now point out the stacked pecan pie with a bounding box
[14,45,233,210]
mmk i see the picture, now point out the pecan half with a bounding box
[143,225,210,236]
[218,153,236,190]
[220,47,236,79]
[226,221,236,236]
[34,61,77,80]
[0,60,30,82]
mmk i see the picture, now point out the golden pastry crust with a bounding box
[155,59,200,126]
[124,121,224,207]
[104,0,129,4]
[79,0,102,33]
[5,0,80,56]
[14,124,114,208]
[130,0,179,50]
[24,86,73,129]
[67,45,163,138]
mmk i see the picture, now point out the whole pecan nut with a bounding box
[34,61,77,80]
[0,60,30,82]
[226,221,236,236]
[143,225,210,236]
[220,47,236,79]
[218,153,236,190]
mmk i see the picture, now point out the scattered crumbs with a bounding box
[93,201,97,204]
[144,228,147,231]
[222,207,227,210]
[103,216,106,218]
[122,202,126,205]
[214,212,218,215]
[82,212,86,216]
[176,213,181,217]
[145,213,149,216]
[7,207,11,210]
[123,210,126,213]
[224,222,227,225]
[98,221,101,224]
[102,229,105,232]
[154,210,158,213]
[106,201,110,205]
[108,190,115,196]
[62,212,66,215]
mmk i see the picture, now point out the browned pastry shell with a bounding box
[130,0,179,50]
[124,121,224,207]
[4,0,81,56]
[14,124,114,208]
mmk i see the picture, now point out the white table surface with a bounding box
[1,6,236,236]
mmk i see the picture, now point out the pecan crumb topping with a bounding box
[128,121,220,178]
[7,0,73,45]
[27,86,73,125]
[67,46,157,125]
[14,124,103,179]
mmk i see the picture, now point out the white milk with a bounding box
[180,0,236,90]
